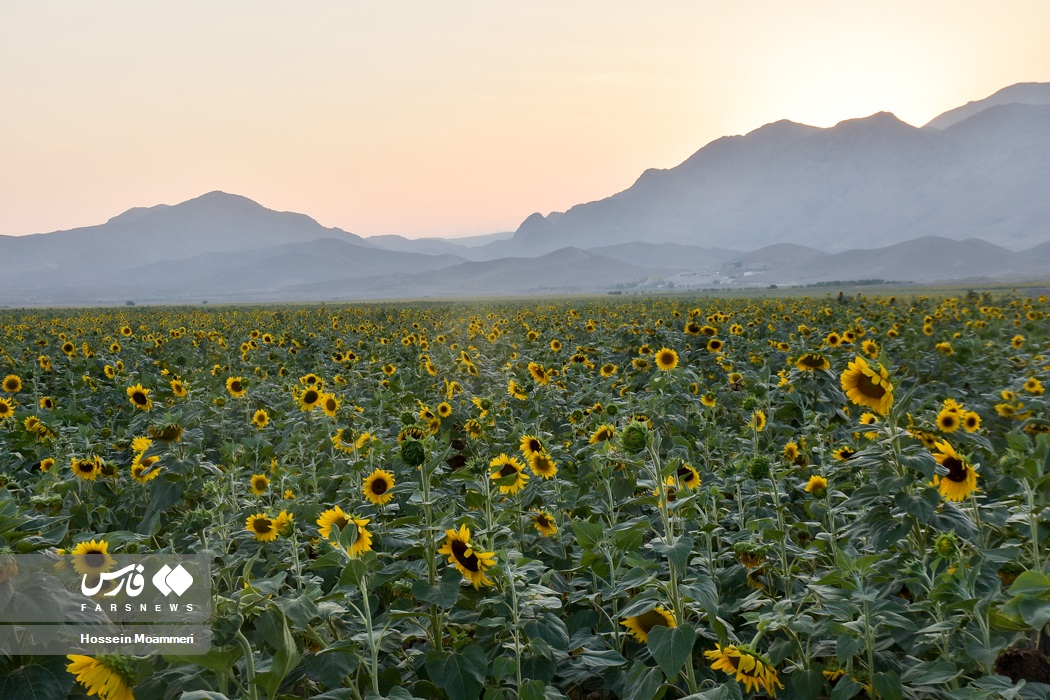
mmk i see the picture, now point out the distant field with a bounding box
[1,291,1048,699]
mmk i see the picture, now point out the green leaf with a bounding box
[0,658,74,700]
[652,537,693,575]
[836,633,864,664]
[425,645,488,700]
[412,567,463,608]
[574,521,603,550]
[623,661,663,700]
[519,680,547,700]
[1019,596,1050,631]
[901,660,960,685]
[647,623,696,680]
[830,675,863,700]
[1009,570,1050,596]
[790,667,823,700]
[179,693,232,700]
[253,609,302,700]
[873,671,902,700]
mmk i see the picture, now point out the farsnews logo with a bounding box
[81,563,193,598]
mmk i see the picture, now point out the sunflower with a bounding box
[130,455,160,483]
[39,457,55,473]
[226,376,247,398]
[932,440,978,502]
[382,363,397,376]
[320,392,340,417]
[701,393,717,407]
[250,474,270,496]
[705,644,784,697]
[71,456,102,481]
[751,410,766,432]
[832,447,856,461]
[437,401,452,418]
[1012,334,1025,349]
[937,409,960,433]
[490,453,529,494]
[465,419,482,439]
[170,378,188,397]
[783,442,799,461]
[531,511,558,537]
[507,380,528,400]
[298,387,322,411]
[528,362,551,385]
[676,463,701,489]
[252,409,270,429]
[589,424,616,444]
[795,353,830,371]
[71,539,116,576]
[706,338,724,353]
[550,339,562,351]
[66,655,135,700]
[519,434,545,459]
[300,373,323,387]
[962,411,981,433]
[621,606,676,643]
[317,505,352,540]
[529,452,558,479]
[654,348,679,371]
[438,524,496,588]
[840,356,893,415]
[246,513,278,542]
[805,475,828,497]
[126,383,152,411]
[1025,377,1045,395]
[861,340,879,358]
[363,469,396,506]
[600,363,617,377]
[2,374,22,393]
[825,332,841,347]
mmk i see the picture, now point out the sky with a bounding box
[2,1,1049,240]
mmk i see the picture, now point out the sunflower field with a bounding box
[1,290,1049,700]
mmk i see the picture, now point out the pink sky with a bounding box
[2,1,1049,239]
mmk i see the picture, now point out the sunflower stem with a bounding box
[234,630,258,700]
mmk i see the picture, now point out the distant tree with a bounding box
[126,300,136,306]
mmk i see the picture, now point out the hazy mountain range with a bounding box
[2,82,1049,305]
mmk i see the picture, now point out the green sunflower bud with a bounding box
[620,422,649,454]
[934,532,957,558]
[401,438,426,467]
[742,394,760,411]
[747,456,771,480]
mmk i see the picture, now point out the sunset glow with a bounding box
[2,1,1048,238]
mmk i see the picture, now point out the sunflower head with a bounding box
[932,440,978,502]
[126,384,152,411]
[621,605,676,643]
[654,348,679,371]
[363,469,396,506]
[840,356,893,415]
[490,453,529,494]
[246,513,278,542]
[532,511,558,537]
[71,539,116,576]
[2,375,22,393]
[704,644,784,697]
[437,524,496,588]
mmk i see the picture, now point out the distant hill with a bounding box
[586,242,740,270]
[485,84,1050,256]
[924,82,1050,130]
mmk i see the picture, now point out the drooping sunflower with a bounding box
[531,511,558,537]
[507,380,528,401]
[71,456,102,481]
[589,424,616,444]
[246,513,278,542]
[71,539,116,576]
[298,387,322,412]
[932,440,978,502]
[437,524,496,589]
[66,654,135,700]
[363,468,396,506]
[126,383,152,411]
[676,463,702,489]
[250,474,270,496]
[621,606,676,643]
[840,356,893,415]
[490,453,529,494]
[705,644,784,697]
[2,374,22,393]
[131,455,161,484]
[252,409,270,429]
[795,353,830,372]
[226,376,247,398]
[654,348,679,371]
[529,452,558,479]
[528,362,551,385]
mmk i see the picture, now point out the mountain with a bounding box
[366,231,513,256]
[924,83,1050,131]
[715,237,1044,286]
[488,84,1050,255]
[586,242,740,269]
